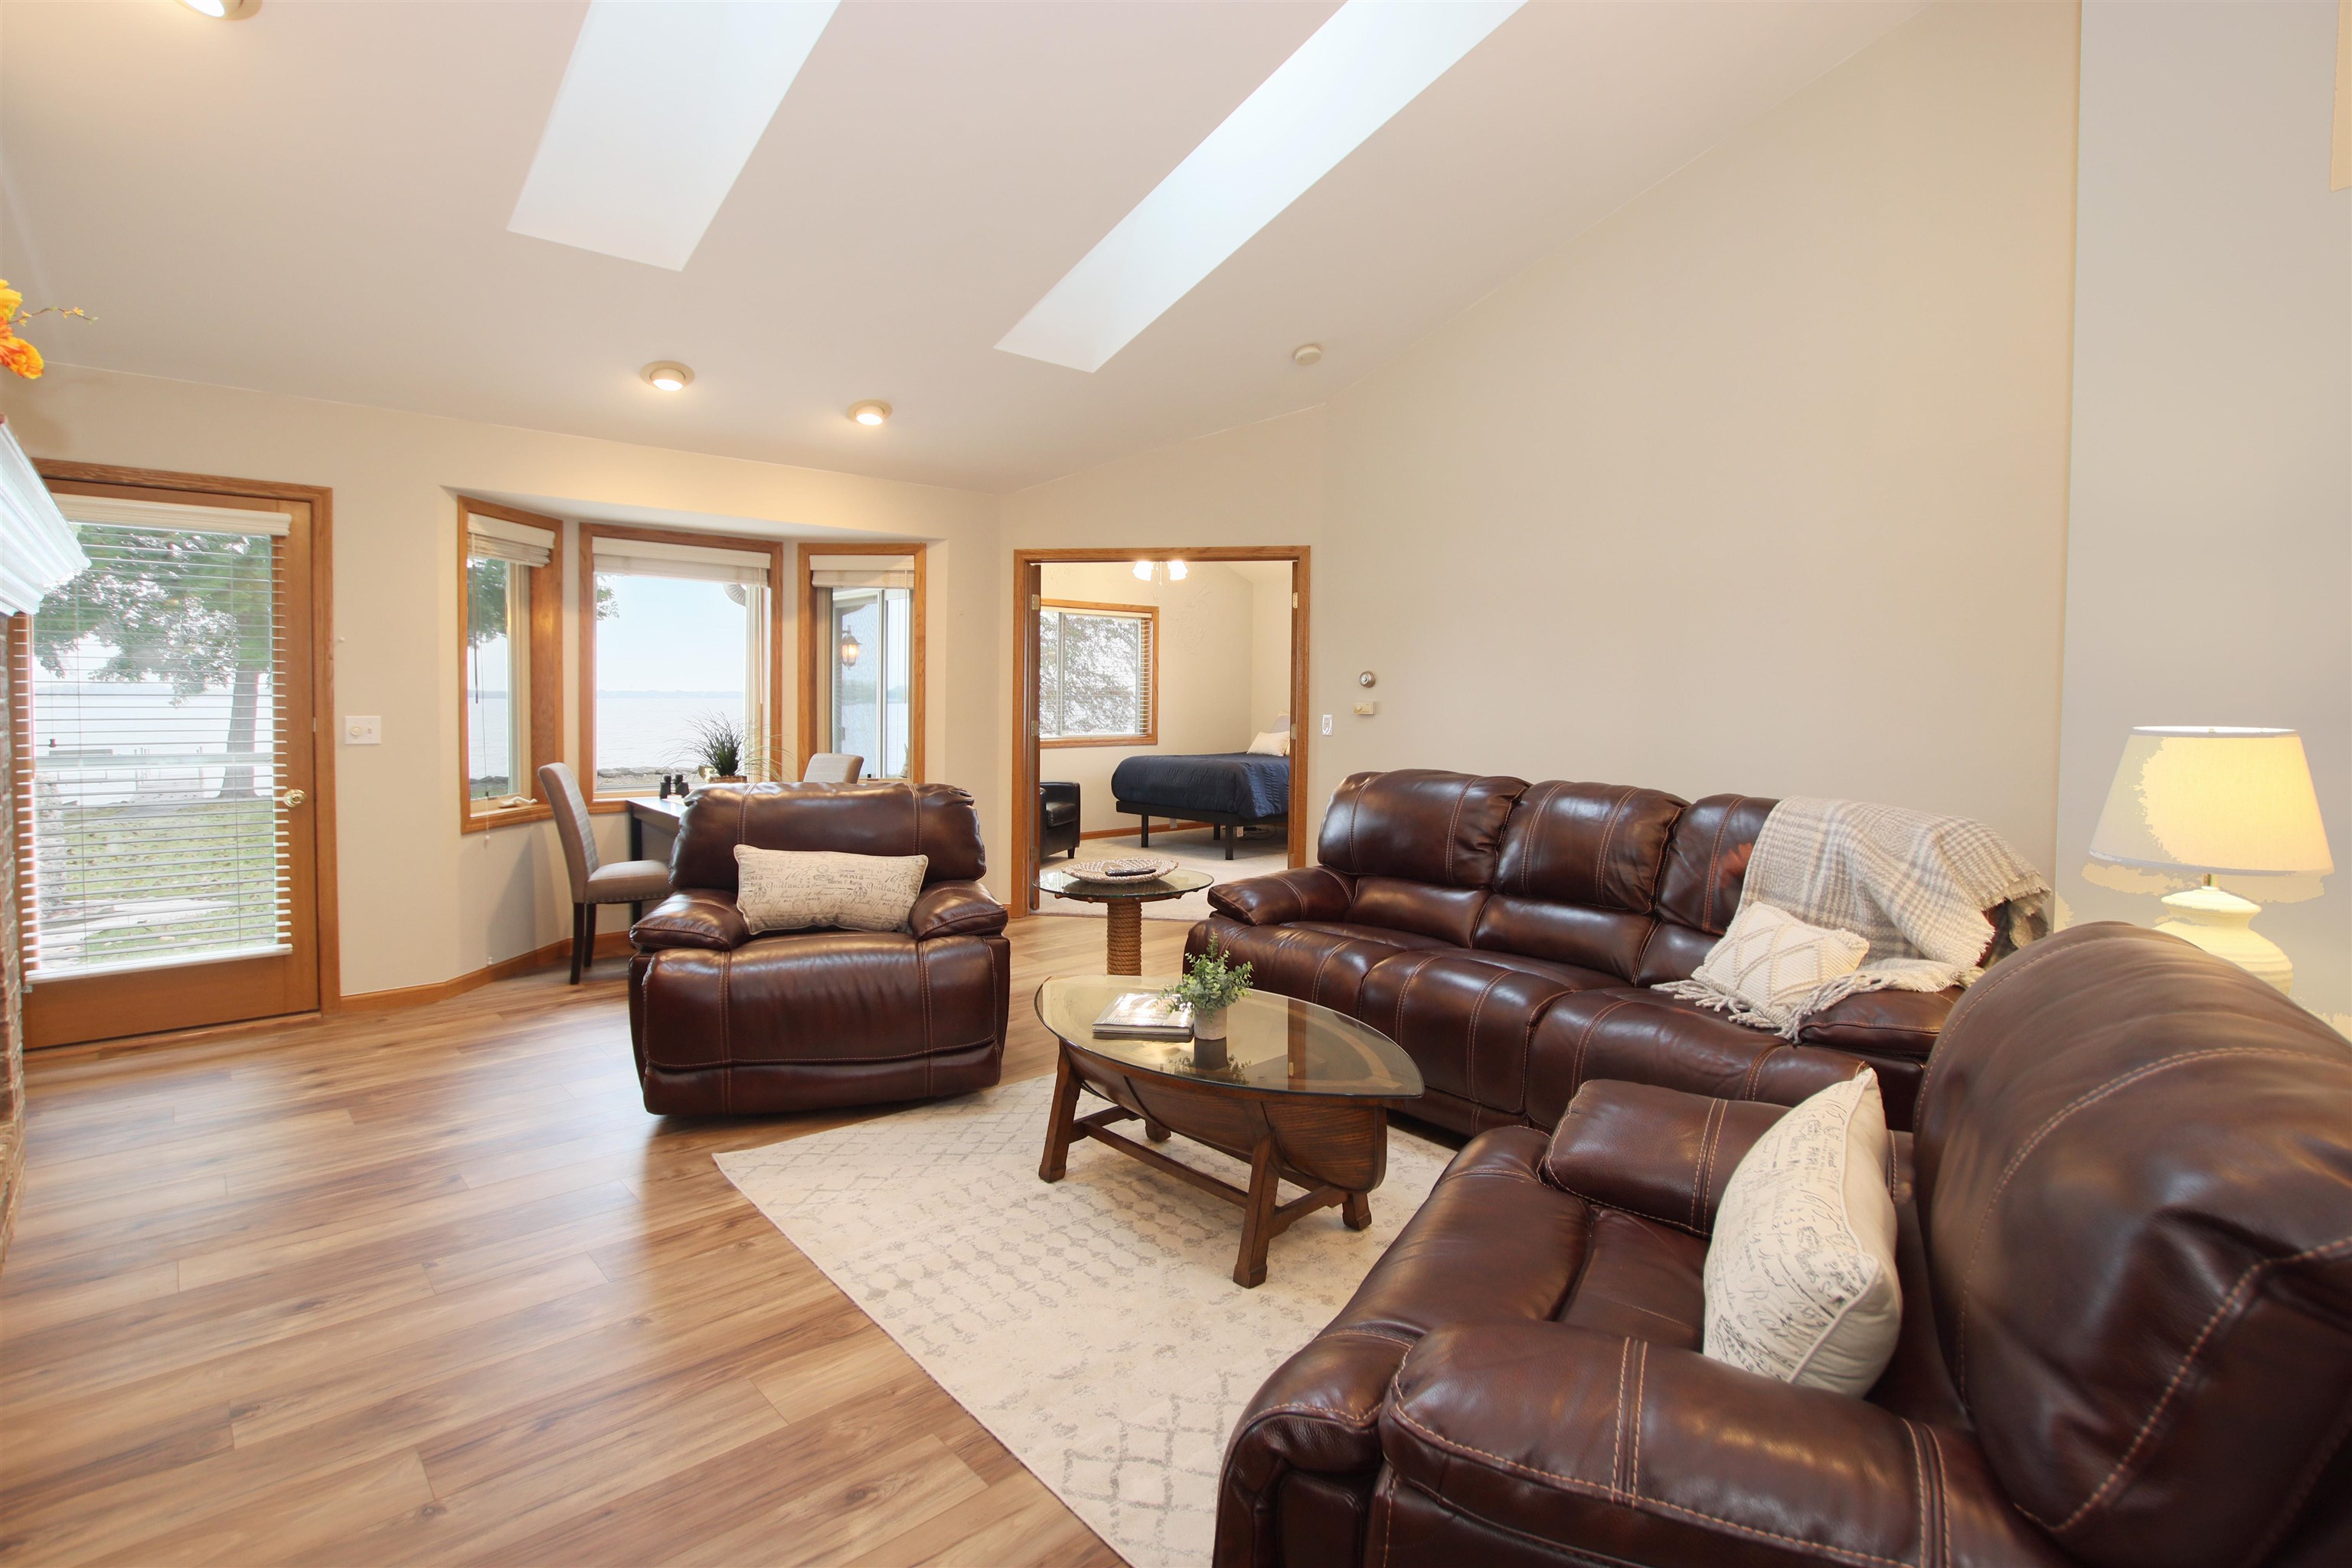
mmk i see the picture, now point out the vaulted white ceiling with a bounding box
[1,0,1920,492]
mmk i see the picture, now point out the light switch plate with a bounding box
[1321,714,1334,735]
[344,715,382,745]
[1353,701,1379,717]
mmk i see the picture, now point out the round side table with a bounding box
[1036,866,1215,974]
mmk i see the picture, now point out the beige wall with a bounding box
[2056,1,2350,1022]
[1011,2,2082,871]
[1,365,1001,996]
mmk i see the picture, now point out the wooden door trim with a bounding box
[27,460,341,1029]
[1010,547,1310,913]
[797,542,927,784]
[578,523,789,811]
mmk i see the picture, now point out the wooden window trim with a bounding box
[456,498,562,834]
[796,542,927,783]
[1037,598,1158,749]
[582,523,787,812]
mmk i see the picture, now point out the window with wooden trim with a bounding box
[581,525,784,802]
[458,500,561,830]
[804,548,925,781]
[1037,599,1157,746]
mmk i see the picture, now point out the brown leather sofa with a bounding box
[1217,922,2352,1567]
[626,781,1010,1115]
[1189,769,1994,1132]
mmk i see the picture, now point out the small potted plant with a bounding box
[1163,936,1253,1071]
[681,711,756,784]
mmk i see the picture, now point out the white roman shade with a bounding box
[466,510,556,569]
[808,553,915,590]
[54,492,290,538]
[593,535,771,586]
[0,416,86,614]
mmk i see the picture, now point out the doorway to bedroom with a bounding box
[1011,547,1308,922]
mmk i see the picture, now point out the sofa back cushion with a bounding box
[1475,782,1685,979]
[1914,923,2352,1568]
[1636,793,1777,985]
[1318,769,1525,887]
[671,781,987,893]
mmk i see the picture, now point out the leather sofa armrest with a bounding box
[1217,1327,1411,1568]
[1207,867,1354,927]
[1379,1322,2069,1567]
[630,890,751,952]
[1541,1081,1787,1236]
[909,880,1008,940]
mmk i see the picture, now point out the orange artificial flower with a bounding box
[0,332,43,380]
[0,278,87,381]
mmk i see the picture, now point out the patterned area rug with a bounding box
[714,1075,1454,1566]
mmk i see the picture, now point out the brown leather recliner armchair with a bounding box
[626,781,1010,1116]
[1191,770,2029,1132]
[1217,922,2352,1567]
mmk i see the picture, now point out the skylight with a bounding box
[996,0,1526,374]
[509,0,839,271]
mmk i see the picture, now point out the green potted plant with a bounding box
[1163,936,1253,1070]
[681,710,757,784]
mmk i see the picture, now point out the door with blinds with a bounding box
[12,478,323,1047]
[803,549,923,781]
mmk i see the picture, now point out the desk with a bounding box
[627,796,685,871]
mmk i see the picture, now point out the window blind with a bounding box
[19,518,290,977]
[808,553,914,590]
[466,511,555,569]
[1038,605,1153,739]
[592,535,769,586]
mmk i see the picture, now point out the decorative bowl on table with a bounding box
[1064,855,1180,884]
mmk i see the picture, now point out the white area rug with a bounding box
[714,1075,1452,1566]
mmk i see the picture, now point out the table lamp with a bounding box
[2089,727,2334,993]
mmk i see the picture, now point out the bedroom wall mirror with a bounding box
[1011,546,1311,914]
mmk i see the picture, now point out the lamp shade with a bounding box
[2088,727,2334,876]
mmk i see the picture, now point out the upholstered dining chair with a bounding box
[802,753,865,783]
[538,762,674,984]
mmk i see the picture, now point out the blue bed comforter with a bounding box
[1110,753,1290,821]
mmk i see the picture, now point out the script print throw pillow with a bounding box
[733,846,928,935]
[1702,1069,1903,1396]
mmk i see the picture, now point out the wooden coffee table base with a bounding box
[1037,1044,1383,1288]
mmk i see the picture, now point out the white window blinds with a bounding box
[466,511,556,569]
[21,513,291,976]
[1038,604,1153,740]
[593,535,769,586]
[808,553,914,589]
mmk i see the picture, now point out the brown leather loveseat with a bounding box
[1217,923,2352,1566]
[1191,769,1993,1132]
[626,781,1010,1115]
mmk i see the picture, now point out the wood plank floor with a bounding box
[0,915,1190,1567]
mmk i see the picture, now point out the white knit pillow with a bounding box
[733,847,928,935]
[1690,901,1870,1027]
[1702,1070,1903,1396]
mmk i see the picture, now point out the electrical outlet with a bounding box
[344,715,381,745]
[1321,714,1334,735]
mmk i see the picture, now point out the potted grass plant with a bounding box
[1163,936,1253,1071]
[681,711,757,783]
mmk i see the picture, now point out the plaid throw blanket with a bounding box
[1658,798,2050,1038]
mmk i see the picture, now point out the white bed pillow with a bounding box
[1690,901,1869,1028]
[1702,1070,1903,1396]
[733,846,928,935]
[1246,730,1290,756]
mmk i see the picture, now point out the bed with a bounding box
[1109,753,1289,860]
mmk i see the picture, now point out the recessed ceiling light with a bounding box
[996,0,1524,373]
[1292,344,1323,367]
[641,361,694,392]
[849,400,892,426]
[179,0,262,17]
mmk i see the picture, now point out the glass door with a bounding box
[803,548,922,782]
[15,481,322,1047]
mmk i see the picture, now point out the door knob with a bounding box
[277,789,307,808]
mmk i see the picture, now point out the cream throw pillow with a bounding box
[1690,901,1870,1030]
[1702,1070,1903,1396]
[1246,730,1290,756]
[733,846,929,935]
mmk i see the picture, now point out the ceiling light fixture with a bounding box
[178,0,262,17]
[1130,560,1188,585]
[1166,560,1188,581]
[1132,560,1153,582]
[996,0,1524,373]
[1292,344,1324,367]
[641,361,694,392]
[849,400,892,426]
[510,0,840,270]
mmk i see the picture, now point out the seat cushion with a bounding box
[1357,950,1617,1122]
[1555,1207,1709,1350]
[1524,988,1873,1132]
[1187,915,1429,1016]
[587,858,673,901]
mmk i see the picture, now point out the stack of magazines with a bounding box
[1092,991,1192,1040]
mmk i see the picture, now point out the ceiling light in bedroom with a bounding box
[641,362,694,391]
[995,0,1524,372]
[1166,560,1188,581]
[180,0,262,17]
[1132,560,1153,581]
[849,400,892,426]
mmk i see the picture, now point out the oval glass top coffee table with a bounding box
[1035,864,1214,975]
[1034,975,1424,1287]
